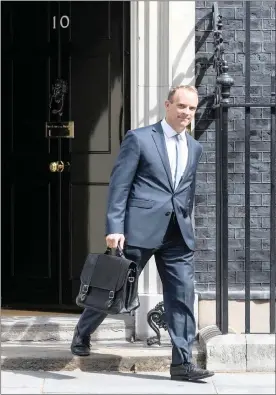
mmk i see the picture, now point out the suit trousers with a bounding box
[76,215,196,364]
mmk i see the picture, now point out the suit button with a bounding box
[165,212,171,216]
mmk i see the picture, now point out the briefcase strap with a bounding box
[106,258,125,307]
[105,246,124,258]
[80,255,99,301]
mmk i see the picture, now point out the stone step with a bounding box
[1,341,205,372]
[1,314,135,343]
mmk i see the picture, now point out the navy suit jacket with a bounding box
[105,121,203,250]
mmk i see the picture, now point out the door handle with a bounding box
[49,161,70,173]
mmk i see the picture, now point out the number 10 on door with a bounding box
[53,16,70,29]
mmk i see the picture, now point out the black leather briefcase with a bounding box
[76,247,140,314]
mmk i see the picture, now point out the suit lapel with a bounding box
[151,122,174,191]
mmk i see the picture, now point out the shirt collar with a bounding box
[161,118,186,140]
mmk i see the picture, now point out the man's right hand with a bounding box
[106,234,125,249]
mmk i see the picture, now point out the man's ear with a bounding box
[164,100,170,110]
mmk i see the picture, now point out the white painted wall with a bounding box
[130,1,196,339]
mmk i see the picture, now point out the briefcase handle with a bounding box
[104,245,125,258]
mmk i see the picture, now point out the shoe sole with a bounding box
[71,349,90,357]
[171,372,214,381]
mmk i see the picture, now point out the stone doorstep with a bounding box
[2,318,274,373]
[1,341,205,372]
[1,314,204,373]
[1,315,136,342]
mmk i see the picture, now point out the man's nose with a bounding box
[182,107,191,115]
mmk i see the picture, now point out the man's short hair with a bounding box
[167,85,198,102]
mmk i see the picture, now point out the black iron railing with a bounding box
[213,1,276,334]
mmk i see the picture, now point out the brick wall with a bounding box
[194,1,275,297]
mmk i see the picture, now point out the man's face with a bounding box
[165,88,198,132]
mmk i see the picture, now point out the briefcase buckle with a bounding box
[79,284,89,301]
[109,291,115,299]
[83,284,89,293]
[128,277,134,283]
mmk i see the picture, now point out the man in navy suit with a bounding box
[71,86,214,381]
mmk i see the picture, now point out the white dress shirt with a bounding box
[161,118,188,186]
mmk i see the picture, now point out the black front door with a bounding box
[2,1,130,309]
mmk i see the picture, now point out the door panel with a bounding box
[2,1,130,308]
[13,183,52,279]
[2,2,59,305]
[70,185,109,269]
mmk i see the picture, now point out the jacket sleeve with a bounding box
[105,131,140,235]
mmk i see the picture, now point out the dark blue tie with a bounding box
[174,134,184,189]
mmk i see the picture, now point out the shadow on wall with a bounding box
[195,12,216,141]
[139,2,199,126]
[138,6,215,142]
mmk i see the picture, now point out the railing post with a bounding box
[213,2,234,334]
[215,103,222,331]
[213,2,223,332]
[270,74,276,334]
[217,62,233,334]
[244,0,251,334]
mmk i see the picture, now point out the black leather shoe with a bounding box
[70,327,91,356]
[170,363,214,381]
